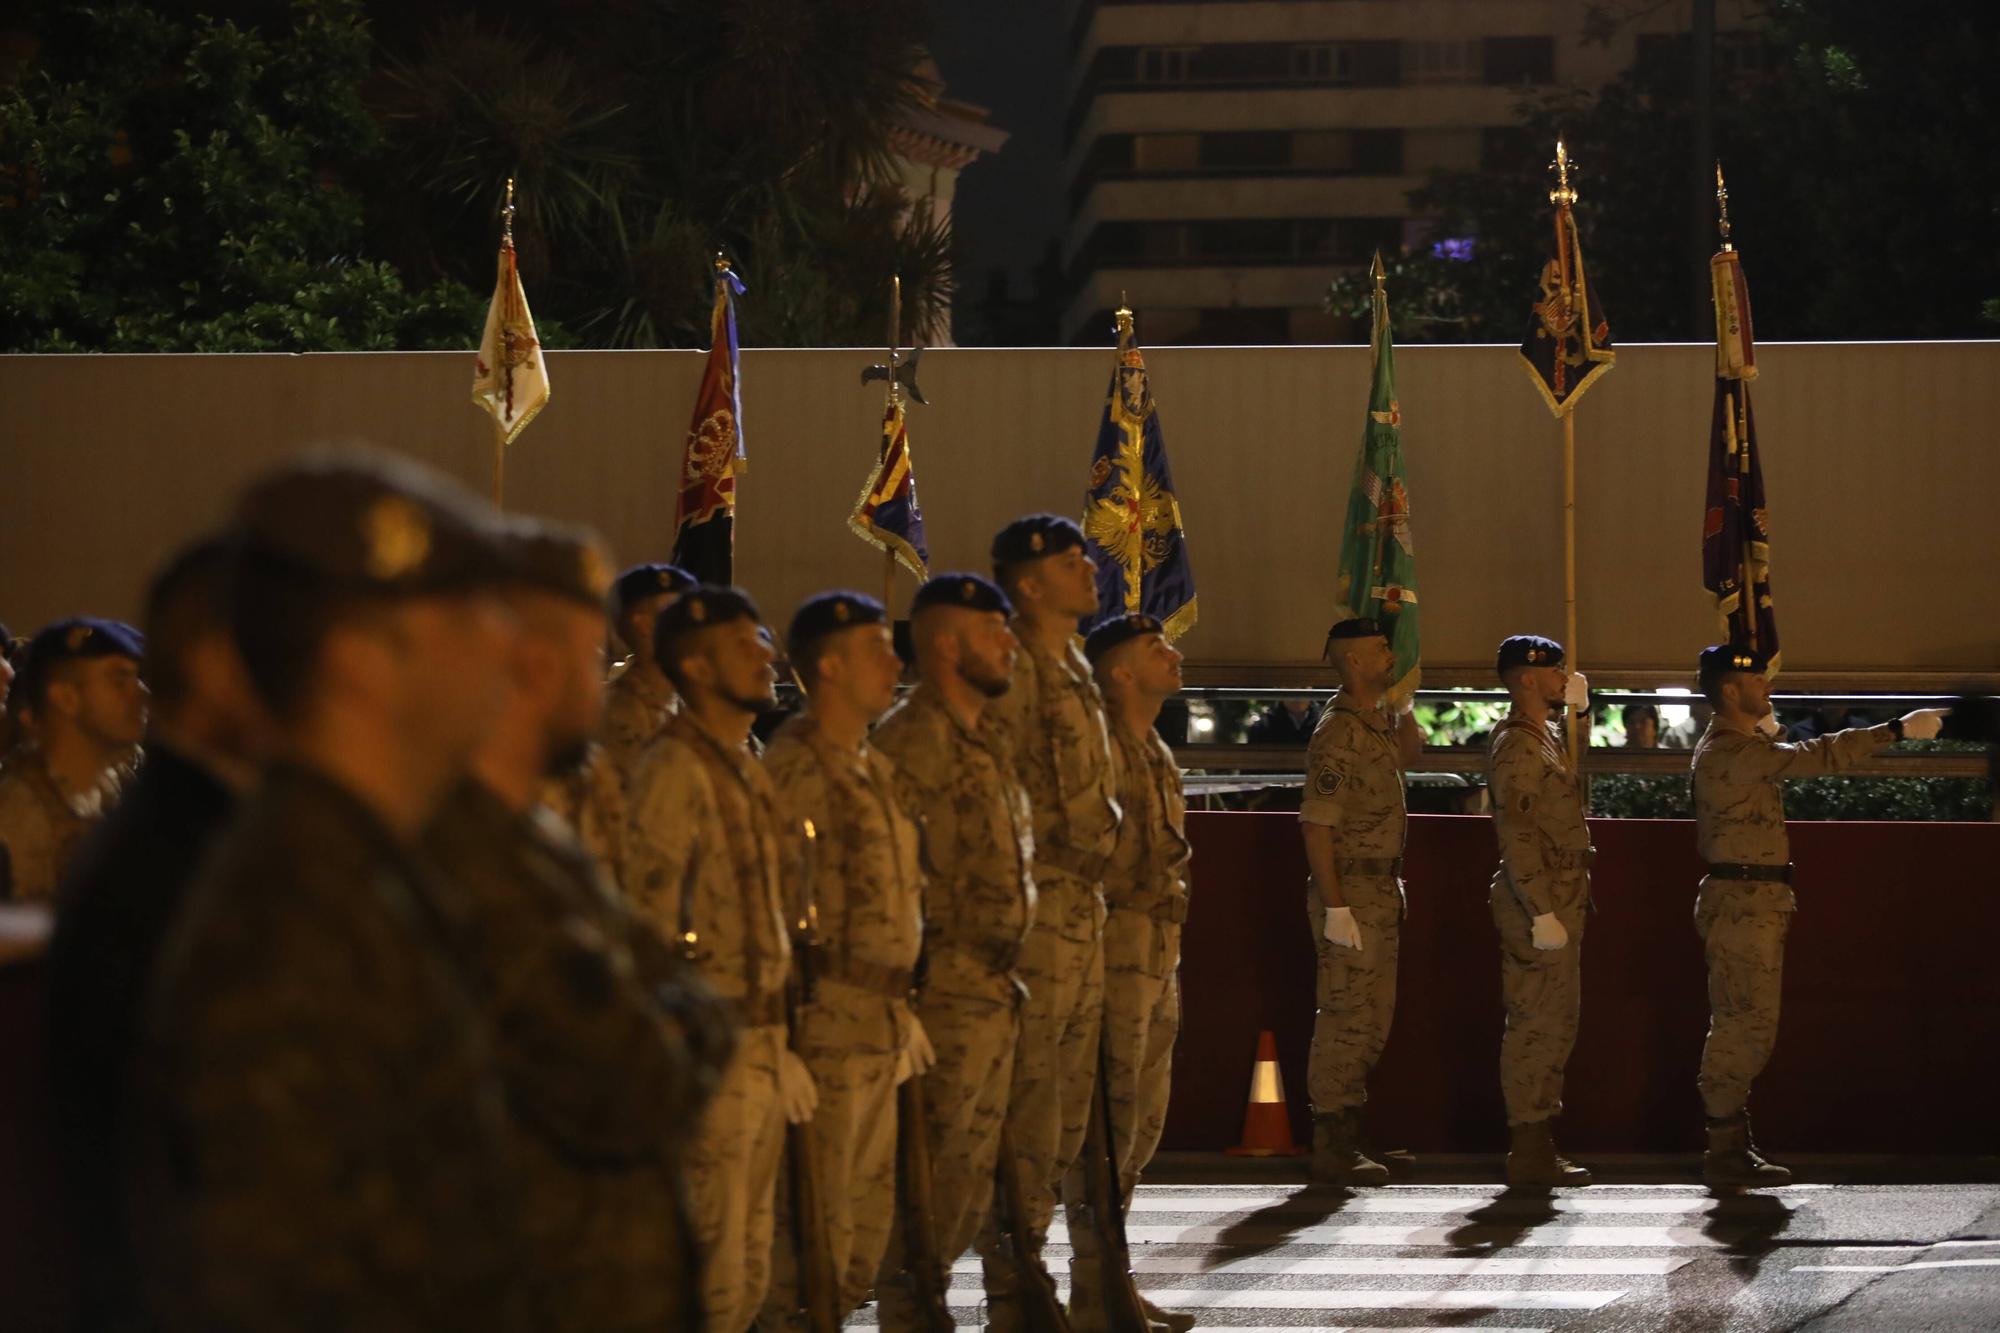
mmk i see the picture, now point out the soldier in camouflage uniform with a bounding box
[870,573,1032,1332]
[981,514,1120,1323]
[1690,643,1945,1189]
[1063,613,1195,1333]
[424,520,726,1330]
[1298,618,1423,1186]
[0,618,146,902]
[1486,635,1594,1189]
[133,447,533,1329]
[605,562,694,776]
[759,592,930,1326]
[625,586,817,1333]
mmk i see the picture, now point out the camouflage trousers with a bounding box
[1061,910,1180,1286]
[1490,874,1588,1125]
[1695,882,1792,1119]
[975,868,1106,1304]
[762,983,906,1326]
[873,978,1020,1332]
[687,1022,787,1333]
[1305,885,1402,1112]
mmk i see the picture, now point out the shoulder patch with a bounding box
[1313,767,1346,797]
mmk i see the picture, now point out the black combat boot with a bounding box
[1506,1119,1592,1188]
[1703,1109,1792,1189]
[1310,1107,1391,1186]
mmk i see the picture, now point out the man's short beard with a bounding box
[968,668,1012,700]
[720,685,777,716]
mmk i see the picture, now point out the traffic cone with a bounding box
[1226,1029,1303,1156]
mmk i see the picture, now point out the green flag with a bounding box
[1332,255,1420,703]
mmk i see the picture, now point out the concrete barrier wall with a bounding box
[4,340,1998,677]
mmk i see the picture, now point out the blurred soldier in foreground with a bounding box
[625,586,814,1332]
[49,540,276,1328]
[1690,644,1944,1189]
[0,618,147,902]
[133,447,531,1329]
[0,621,20,759]
[1064,613,1194,1332]
[1299,618,1422,1186]
[760,592,930,1326]
[870,574,1032,1331]
[981,516,1121,1321]
[424,520,723,1329]
[1486,635,1594,1189]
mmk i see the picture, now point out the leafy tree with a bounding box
[0,0,481,351]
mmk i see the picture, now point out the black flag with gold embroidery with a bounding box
[1518,155,1615,416]
[1702,244,1780,673]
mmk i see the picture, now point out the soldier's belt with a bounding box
[1106,894,1190,925]
[927,933,1024,978]
[1546,847,1597,870]
[728,988,788,1028]
[1036,844,1114,885]
[1705,861,1795,884]
[1335,856,1404,879]
[820,957,917,999]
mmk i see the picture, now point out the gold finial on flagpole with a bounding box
[714,250,732,276]
[1114,290,1133,339]
[1549,139,1577,209]
[1714,161,1733,251]
[886,274,904,407]
[1369,251,1386,293]
[502,177,516,247]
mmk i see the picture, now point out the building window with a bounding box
[1133,134,1200,171]
[1408,39,1479,85]
[1291,43,1355,83]
[1138,46,1196,82]
[1483,35,1555,85]
[1199,131,1291,170]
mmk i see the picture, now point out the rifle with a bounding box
[992,1124,1072,1332]
[893,1072,956,1332]
[1077,1039,1151,1333]
[784,819,841,1332]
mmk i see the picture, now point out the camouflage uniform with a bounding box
[539,743,629,887]
[626,710,791,1333]
[1062,718,1187,1287]
[1299,694,1408,1113]
[1486,716,1592,1125]
[870,683,1034,1331]
[0,748,102,903]
[1690,719,1893,1118]
[978,635,1119,1303]
[424,779,709,1331]
[135,764,531,1331]
[603,663,678,780]
[759,713,924,1324]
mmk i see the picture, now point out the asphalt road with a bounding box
[854,1158,2000,1331]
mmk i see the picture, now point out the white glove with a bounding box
[1530,912,1569,951]
[895,1013,937,1085]
[1756,710,1782,738]
[1899,708,1948,741]
[1322,905,1363,951]
[777,1049,818,1124]
[1564,671,1590,713]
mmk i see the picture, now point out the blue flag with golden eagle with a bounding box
[1082,306,1196,640]
[1333,257,1420,703]
[1702,244,1780,673]
[850,397,929,578]
[673,260,747,584]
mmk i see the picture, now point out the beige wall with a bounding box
[2,341,1996,684]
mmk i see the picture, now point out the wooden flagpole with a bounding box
[1548,142,1584,769]
[493,178,516,511]
[882,276,904,609]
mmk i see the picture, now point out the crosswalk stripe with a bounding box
[917,1287,1626,1311]
[1794,1258,2000,1273]
[1125,1193,1735,1214]
[855,1325,1554,1332]
[950,1254,1691,1276]
[1046,1221,1732,1248]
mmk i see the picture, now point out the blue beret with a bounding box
[1697,642,1769,685]
[991,514,1086,568]
[613,563,695,615]
[1326,617,1386,642]
[787,591,887,657]
[911,573,1011,618]
[24,617,145,667]
[495,518,615,610]
[1083,612,1163,663]
[232,446,505,595]
[1496,635,1565,674]
[652,585,761,666]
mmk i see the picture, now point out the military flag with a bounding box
[1081,301,1196,640]
[850,398,929,579]
[471,182,549,464]
[1332,255,1421,703]
[1519,141,1615,416]
[673,256,747,584]
[1702,167,1780,673]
